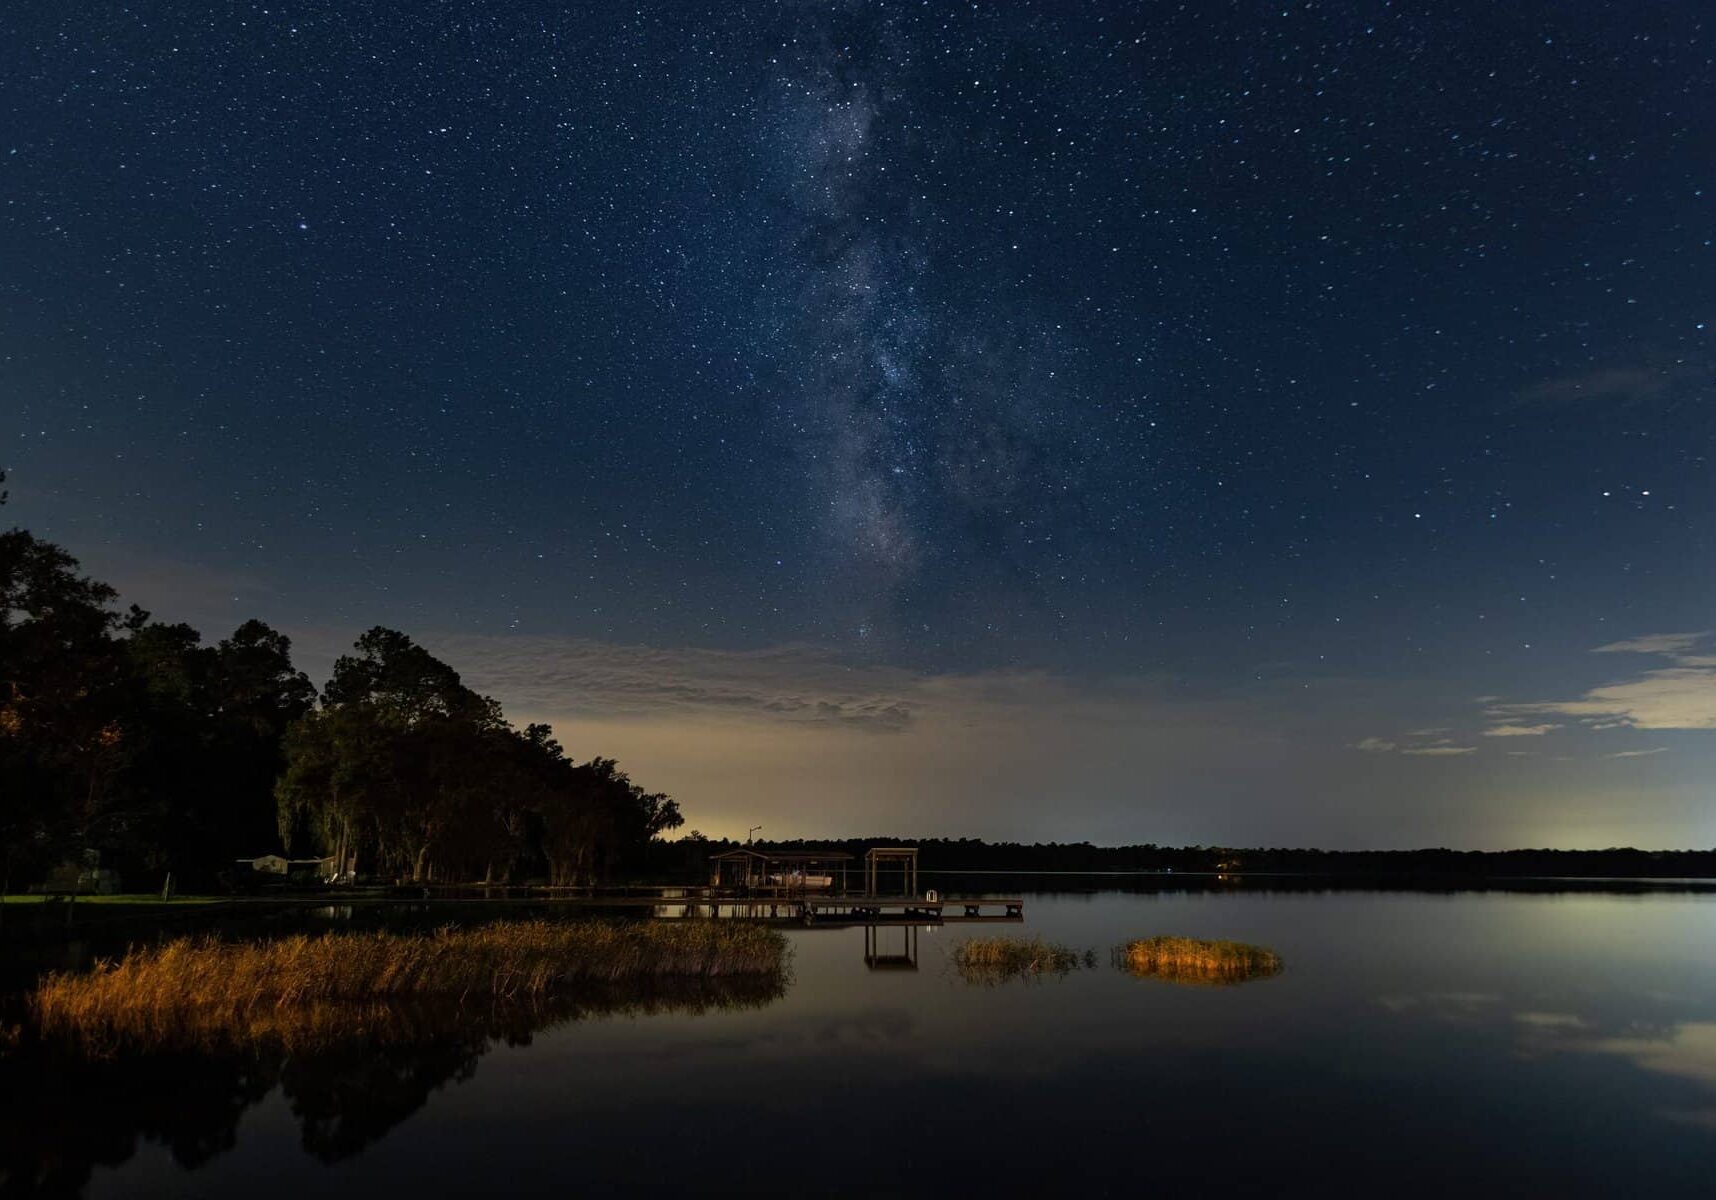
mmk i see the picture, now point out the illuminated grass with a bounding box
[952,935,1083,982]
[31,919,788,1052]
[1116,936,1283,986]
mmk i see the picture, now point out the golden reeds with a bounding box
[31,919,788,1053]
[1116,935,1283,985]
[952,935,1083,983]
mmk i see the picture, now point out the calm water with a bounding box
[9,886,1716,1197]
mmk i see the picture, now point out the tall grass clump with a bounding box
[1117,936,1282,986]
[32,919,787,1052]
[953,935,1083,983]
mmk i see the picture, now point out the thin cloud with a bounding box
[1489,632,1716,732]
[1515,364,1703,408]
[416,635,927,733]
[1496,668,1716,732]
[1483,723,1559,738]
[1592,632,1711,656]
[1606,747,1668,759]
[1356,732,1477,756]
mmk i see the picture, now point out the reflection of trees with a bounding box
[276,980,787,1163]
[0,1046,273,1198]
[0,976,784,1193]
[285,1038,483,1163]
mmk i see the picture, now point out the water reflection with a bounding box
[1569,1023,1716,1127]
[863,924,920,970]
[0,977,784,1194]
[1391,997,1716,1130]
[5,890,1716,1198]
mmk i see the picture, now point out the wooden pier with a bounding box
[267,848,1025,928]
[296,887,1026,927]
[647,893,1026,926]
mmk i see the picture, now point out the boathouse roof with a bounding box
[708,848,855,862]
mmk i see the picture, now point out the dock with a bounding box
[254,848,1026,930]
[285,886,1025,927]
[674,844,1024,925]
[644,892,1025,926]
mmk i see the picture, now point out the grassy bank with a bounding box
[1,894,228,905]
[31,919,788,1052]
[952,935,1084,982]
[1117,936,1282,985]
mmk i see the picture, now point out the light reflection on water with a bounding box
[8,888,1715,1197]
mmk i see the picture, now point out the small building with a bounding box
[709,848,854,894]
[236,854,341,880]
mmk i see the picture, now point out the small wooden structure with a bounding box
[709,848,854,894]
[863,846,919,898]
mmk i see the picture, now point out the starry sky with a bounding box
[5,1,1714,847]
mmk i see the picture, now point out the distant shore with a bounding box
[6,867,1715,950]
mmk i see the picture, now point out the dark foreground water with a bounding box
[8,885,1716,1198]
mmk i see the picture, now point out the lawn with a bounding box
[1,894,229,906]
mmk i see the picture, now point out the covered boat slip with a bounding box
[709,848,855,894]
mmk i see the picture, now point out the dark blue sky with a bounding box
[5,2,1713,844]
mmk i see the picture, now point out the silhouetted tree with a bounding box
[278,630,682,885]
[2,486,685,893]
[0,514,134,892]
[121,616,316,883]
[2,483,316,892]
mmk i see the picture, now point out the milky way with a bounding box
[4,2,1715,841]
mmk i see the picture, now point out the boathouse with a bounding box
[709,848,854,894]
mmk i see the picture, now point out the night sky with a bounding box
[6,2,1714,847]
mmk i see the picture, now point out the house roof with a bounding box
[709,848,855,862]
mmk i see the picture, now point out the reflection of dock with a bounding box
[865,924,919,969]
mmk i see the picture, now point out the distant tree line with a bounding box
[739,838,1716,880]
[1,485,681,891]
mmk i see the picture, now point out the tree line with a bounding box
[1,483,681,892]
[743,838,1716,880]
[274,627,681,884]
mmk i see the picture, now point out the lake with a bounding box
[7,882,1716,1197]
